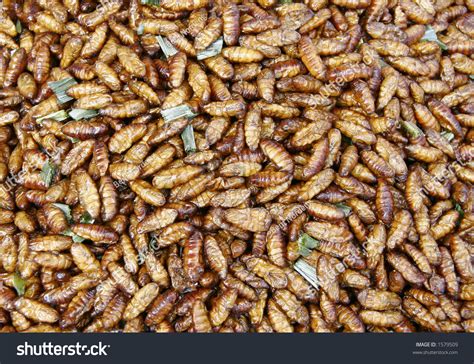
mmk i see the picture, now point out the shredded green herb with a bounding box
[52,203,73,224]
[40,161,57,187]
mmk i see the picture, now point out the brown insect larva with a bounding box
[145,290,179,327]
[73,169,100,220]
[387,210,412,249]
[123,283,160,321]
[204,99,246,117]
[210,288,238,327]
[267,298,293,333]
[222,47,264,63]
[204,235,228,279]
[187,62,211,103]
[386,252,426,285]
[183,231,205,283]
[224,208,272,233]
[15,298,59,324]
[403,297,440,332]
[192,300,212,333]
[71,224,119,244]
[100,99,148,119]
[116,46,146,78]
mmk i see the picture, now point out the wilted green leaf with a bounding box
[80,211,94,224]
[52,203,73,224]
[400,120,424,138]
[335,203,352,217]
[40,161,57,187]
[62,229,86,243]
[13,273,26,296]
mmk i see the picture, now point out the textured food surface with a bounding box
[0,0,473,333]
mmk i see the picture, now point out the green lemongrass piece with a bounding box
[40,161,57,187]
[157,35,178,58]
[16,20,22,34]
[161,104,198,122]
[279,0,293,3]
[52,203,73,224]
[335,203,352,217]
[37,110,69,123]
[298,245,312,257]
[181,125,197,154]
[13,272,26,296]
[400,119,424,138]
[293,259,320,289]
[48,77,77,104]
[69,108,99,120]
[62,229,86,243]
[141,0,160,4]
[197,37,224,60]
[441,130,455,142]
[421,25,447,51]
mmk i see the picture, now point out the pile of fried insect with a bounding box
[0,0,473,333]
